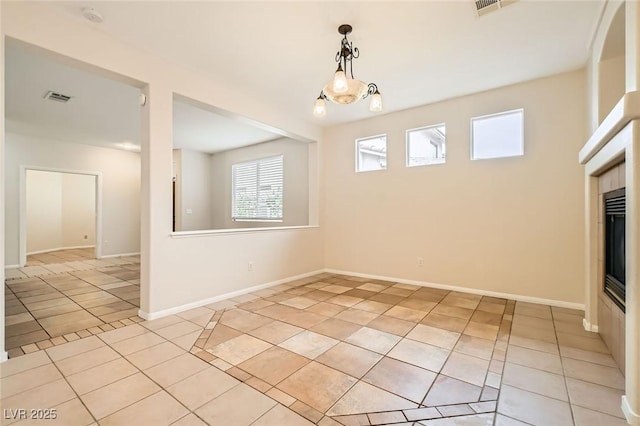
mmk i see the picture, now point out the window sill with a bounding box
[170,225,319,238]
[232,218,283,223]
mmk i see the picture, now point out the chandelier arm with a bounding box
[363,83,379,99]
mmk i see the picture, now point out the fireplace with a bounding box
[604,188,625,311]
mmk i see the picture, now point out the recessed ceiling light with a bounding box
[82,7,103,24]
[115,141,140,152]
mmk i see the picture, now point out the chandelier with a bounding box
[313,24,382,117]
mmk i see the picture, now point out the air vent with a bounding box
[475,0,517,16]
[43,91,72,103]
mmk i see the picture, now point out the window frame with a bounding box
[470,108,524,160]
[355,134,388,173]
[231,154,284,222]
[405,123,447,168]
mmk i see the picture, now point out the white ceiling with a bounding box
[172,100,281,153]
[5,41,283,152]
[5,40,141,150]
[6,1,604,149]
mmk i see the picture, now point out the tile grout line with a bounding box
[42,347,100,426]
[7,260,142,356]
[551,307,578,426]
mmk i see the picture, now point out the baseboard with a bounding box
[99,252,140,259]
[0,351,8,363]
[4,264,21,270]
[623,396,640,425]
[27,245,95,255]
[583,318,599,333]
[138,269,325,320]
[324,268,586,311]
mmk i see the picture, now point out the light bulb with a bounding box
[313,97,326,117]
[332,65,348,93]
[369,90,382,112]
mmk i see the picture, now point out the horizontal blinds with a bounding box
[232,155,283,220]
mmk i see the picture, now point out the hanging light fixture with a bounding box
[313,24,382,117]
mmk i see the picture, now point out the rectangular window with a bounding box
[356,135,387,172]
[406,124,446,167]
[471,109,524,160]
[232,155,283,221]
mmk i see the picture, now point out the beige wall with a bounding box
[26,170,96,253]
[5,132,140,265]
[176,149,212,231]
[323,70,587,304]
[61,172,96,248]
[210,138,310,229]
[26,170,62,253]
[0,2,323,318]
[598,56,626,124]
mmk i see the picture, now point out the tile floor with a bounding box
[5,249,141,357]
[26,248,97,266]
[1,272,627,425]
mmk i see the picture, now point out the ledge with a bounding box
[170,225,320,238]
[580,91,640,164]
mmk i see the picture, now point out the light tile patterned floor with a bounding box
[5,250,141,357]
[1,272,627,425]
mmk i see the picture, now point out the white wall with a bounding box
[25,170,96,254]
[0,2,323,319]
[5,132,140,265]
[26,170,62,253]
[176,149,212,231]
[323,70,587,305]
[210,138,310,229]
[61,172,96,248]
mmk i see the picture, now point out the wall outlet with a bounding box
[417,257,424,267]
[186,208,193,215]
[248,261,254,272]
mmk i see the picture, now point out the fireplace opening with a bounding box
[604,188,625,311]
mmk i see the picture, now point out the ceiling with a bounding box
[6,1,604,149]
[172,100,281,154]
[5,41,283,153]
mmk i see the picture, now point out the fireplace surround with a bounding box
[604,187,626,311]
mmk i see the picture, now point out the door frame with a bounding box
[19,165,102,266]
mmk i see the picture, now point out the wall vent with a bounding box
[475,0,517,16]
[43,91,72,103]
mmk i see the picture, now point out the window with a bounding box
[406,124,446,167]
[356,135,387,172]
[232,155,283,221]
[471,109,524,160]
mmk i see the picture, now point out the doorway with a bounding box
[22,168,100,266]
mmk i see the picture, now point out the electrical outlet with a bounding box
[417,257,424,267]
[248,261,254,272]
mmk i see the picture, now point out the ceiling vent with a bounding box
[43,91,72,103]
[475,0,517,16]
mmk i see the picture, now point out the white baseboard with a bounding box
[100,252,140,259]
[324,268,586,311]
[0,351,8,363]
[4,264,21,270]
[138,269,325,320]
[27,245,95,255]
[583,318,599,333]
[623,396,640,425]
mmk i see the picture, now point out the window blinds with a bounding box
[232,155,283,220]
